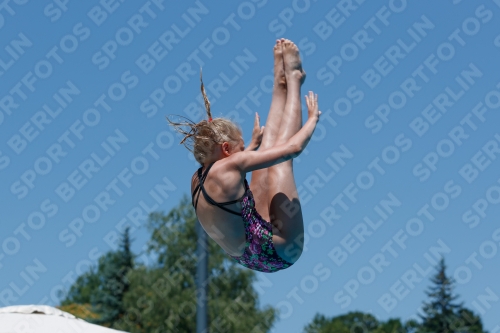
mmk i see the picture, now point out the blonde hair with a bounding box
[167,71,241,164]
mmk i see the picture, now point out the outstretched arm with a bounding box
[232,91,321,172]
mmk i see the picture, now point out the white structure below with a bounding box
[0,305,129,333]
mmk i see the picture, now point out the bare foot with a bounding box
[274,39,286,87]
[282,39,306,84]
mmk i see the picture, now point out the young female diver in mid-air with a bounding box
[169,39,321,272]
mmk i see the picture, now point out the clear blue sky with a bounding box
[1,0,500,332]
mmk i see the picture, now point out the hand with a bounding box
[305,91,321,120]
[246,113,264,151]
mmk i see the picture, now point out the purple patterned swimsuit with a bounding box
[192,163,293,273]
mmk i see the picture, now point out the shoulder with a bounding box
[209,158,246,185]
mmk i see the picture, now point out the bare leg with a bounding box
[268,39,306,263]
[250,39,287,221]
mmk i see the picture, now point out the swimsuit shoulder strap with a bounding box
[192,163,245,216]
[191,164,210,210]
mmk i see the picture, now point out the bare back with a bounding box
[191,161,248,256]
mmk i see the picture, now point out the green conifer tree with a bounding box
[419,258,486,333]
[92,227,135,327]
[60,267,99,306]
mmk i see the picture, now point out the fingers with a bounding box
[254,112,260,128]
[311,91,317,102]
[305,91,320,119]
[305,91,315,98]
[305,91,317,106]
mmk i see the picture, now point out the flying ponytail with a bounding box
[200,69,213,122]
[167,69,242,164]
